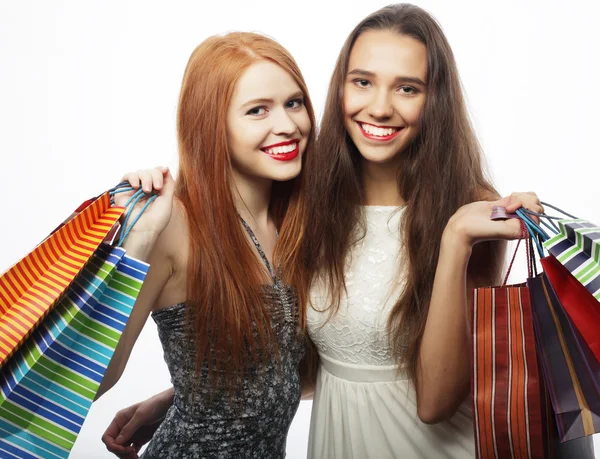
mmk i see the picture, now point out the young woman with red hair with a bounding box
[94,32,316,458]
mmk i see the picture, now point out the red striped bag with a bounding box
[0,192,123,366]
[471,231,555,458]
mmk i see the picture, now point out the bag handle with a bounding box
[109,182,158,247]
[521,201,578,236]
[493,201,577,259]
[493,200,576,282]
[502,219,534,285]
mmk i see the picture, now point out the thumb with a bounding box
[494,195,522,214]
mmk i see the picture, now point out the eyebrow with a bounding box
[347,68,426,87]
[240,90,304,109]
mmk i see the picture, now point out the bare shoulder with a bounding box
[151,198,190,309]
[157,198,189,267]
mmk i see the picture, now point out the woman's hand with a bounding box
[116,166,176,243]
[445,192,543,247]
[101,388,174,458]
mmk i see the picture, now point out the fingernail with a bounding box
[116,435,124,443]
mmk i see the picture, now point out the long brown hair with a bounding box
[279,4,504,387]
[175,32,316,388]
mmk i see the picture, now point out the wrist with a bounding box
[147,388,174,418]
[157,387,174,406]
[441,219,473,260]
[120,231,160,261]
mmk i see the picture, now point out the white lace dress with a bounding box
[306,206,475,459]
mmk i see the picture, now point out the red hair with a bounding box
[174,32,316,388]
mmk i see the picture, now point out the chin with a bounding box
[357,146,401,165]
[266,164,302,182]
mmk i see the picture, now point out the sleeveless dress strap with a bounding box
[238,215,277,280]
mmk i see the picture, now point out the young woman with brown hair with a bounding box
[94,31,316,458]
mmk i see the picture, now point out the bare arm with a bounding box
[95,233,173,399]
[416,232,504,423]
[416,192,540,424]
[95,167,176,400]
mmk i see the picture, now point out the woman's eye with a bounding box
[398,86,417,95]
[353,79,371,88]
[247,106,267,116]
[287,99,304,109]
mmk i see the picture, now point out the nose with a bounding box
[367,89,394,120]
[272,108,298,136]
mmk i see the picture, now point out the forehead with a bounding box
[348,29,427,80]
[231,60,301,104]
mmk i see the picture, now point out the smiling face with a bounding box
[343,29,427,167]
[226,60,311,184]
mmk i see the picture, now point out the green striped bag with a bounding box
[544,219,600,301]
[0,243,149,458]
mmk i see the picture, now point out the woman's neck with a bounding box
[361,159,406,206]
[231,168,272,227]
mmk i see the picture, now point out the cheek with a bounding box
[228,120,265,154]
[400,98,426,125]
[342,86,365,118]
[225,113,241,150]
[226,127,244,158]
[295,110,312,136]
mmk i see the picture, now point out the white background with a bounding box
[0,0,599,457]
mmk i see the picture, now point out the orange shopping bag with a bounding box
[0,191,124,366]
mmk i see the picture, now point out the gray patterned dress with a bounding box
[141,220,306,458]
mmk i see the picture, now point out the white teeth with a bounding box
[265,142,297,154]
[360,123,398,137]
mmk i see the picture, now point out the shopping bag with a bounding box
[0,184,154,458]
[0,193,124,366]
[511,205,600,362]
[544,219,600,301]
[540,254,600,365]
[488,204,597,455]
[528,271,600,442]
[471,226,553,459]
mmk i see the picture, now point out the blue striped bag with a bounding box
[0,244,149,458]
[0,182,155,458]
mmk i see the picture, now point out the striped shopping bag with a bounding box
[544,219,600,301]
[471,225,556,459]
[471,283,553,459]
[0,193,124,366]
[495,202,599,301]
[500,205,600,362]
[0,243,149,458]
